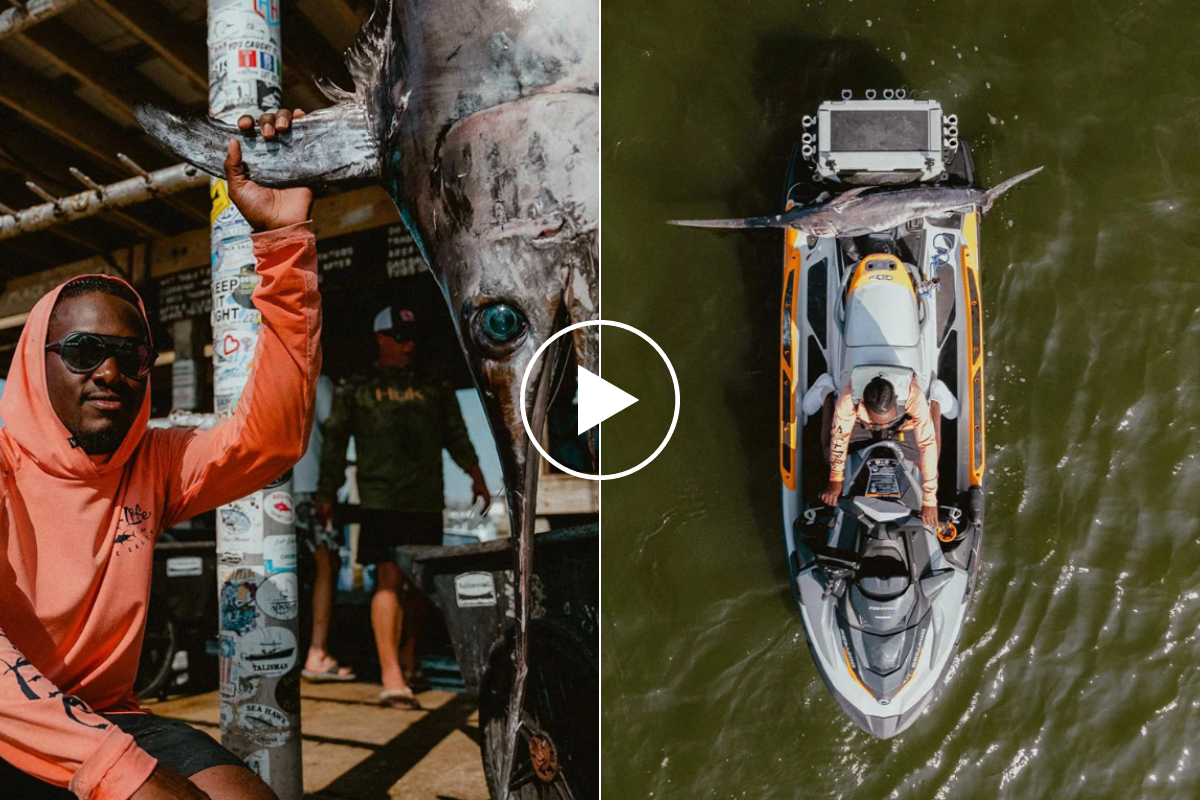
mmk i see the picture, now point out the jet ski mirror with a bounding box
[853,496,912,523]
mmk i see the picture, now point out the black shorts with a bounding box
[0,712,246,797]
[295,491,342,553]
[356,508,443,565]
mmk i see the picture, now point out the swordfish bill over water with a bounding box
[669,166,1043,236]
[134,0,597,793]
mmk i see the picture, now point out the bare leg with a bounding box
[399,590,429,676]
[372,560,408,693]
[190,765,277,800]
[304,548,351,675]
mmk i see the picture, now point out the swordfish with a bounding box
[669,166,1043,236]
[133,0,597,795]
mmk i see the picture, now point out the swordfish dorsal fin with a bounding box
[133,0,399,189]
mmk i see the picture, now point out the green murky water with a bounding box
[601,0,1200,797]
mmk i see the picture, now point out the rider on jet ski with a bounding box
[819,376,940,528]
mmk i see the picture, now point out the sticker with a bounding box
[256,573,298,621]
[218,634,238,697]
[166,556,203,578]
[263,534,296,574]
[254,0,280,26]
[209,179,232,225]
[455,572,497,607]
[237,703,291,748]
[244,749,270,783]
[231,264,259,310]
[264,491,295,525]
[228,673,260,702]
[219,494,263,559]
[276,668,301,715]
[219,568,259,634]
[213,237,254,276]
[238,627,297,676]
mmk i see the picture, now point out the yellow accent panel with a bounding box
[780,237,800,490]
[960,211,985,485]
[963,210,980,256]
[847,254,915,296]
[843,647,872,696]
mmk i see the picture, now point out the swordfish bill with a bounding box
[135,0,599,796]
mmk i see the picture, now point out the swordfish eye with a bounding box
[471,302,529,356]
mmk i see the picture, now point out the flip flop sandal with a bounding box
[380,687,422,710]
[301,660,357,683]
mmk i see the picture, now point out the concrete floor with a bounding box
[146,683,490,799]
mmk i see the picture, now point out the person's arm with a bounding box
[821,389,857,505]
[159,113,320,527]
[440,384,488,509]
[0,629,158,799]
[314,374,335,427]
[907,384,939,516]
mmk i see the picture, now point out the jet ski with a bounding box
[779,94,988,738]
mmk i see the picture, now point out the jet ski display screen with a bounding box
[829,110,931,151]
[864,458,902,498]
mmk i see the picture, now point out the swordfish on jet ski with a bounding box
[668,167,1042,235]
[674,94,1039,738]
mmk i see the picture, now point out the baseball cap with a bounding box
[374,306,418,338]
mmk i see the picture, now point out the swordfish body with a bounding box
[134,0,597,795]
[669,166,1043,236]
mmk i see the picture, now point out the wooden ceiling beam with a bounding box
[0,0,84,41]
[0,51,170,174]
[16,19,178,126]
[0,70,207,230]
[89,0,207,93]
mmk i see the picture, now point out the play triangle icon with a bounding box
[577,366,638,435]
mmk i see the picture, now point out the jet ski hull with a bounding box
[780,136,988,739]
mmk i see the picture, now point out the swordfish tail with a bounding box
[983,165,1045,211]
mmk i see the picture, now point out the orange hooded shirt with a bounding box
[0,222,320,799]
[828,377,938,507]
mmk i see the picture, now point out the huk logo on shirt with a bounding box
[114,503,154,555]
[374,386,425,403]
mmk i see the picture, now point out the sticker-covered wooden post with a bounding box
[208,0,302,795]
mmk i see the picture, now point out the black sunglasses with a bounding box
[45,332,157,379]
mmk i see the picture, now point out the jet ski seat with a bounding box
[857,540,910,600]
[842,257,925,384]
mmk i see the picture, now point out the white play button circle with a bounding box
[576,366,638,435]
[520,319,679,481]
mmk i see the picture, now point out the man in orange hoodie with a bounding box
[820,375,940,528]
[0,110,317,800]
